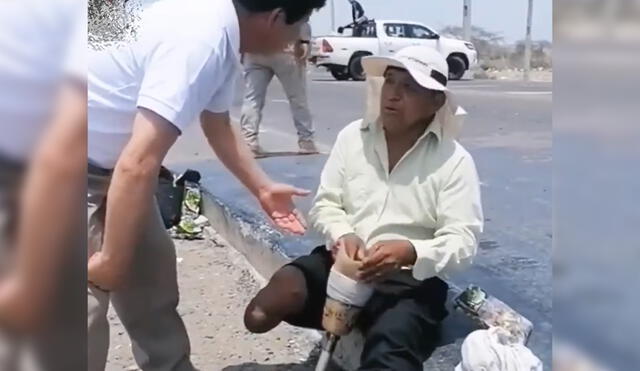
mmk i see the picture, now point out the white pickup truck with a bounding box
[310,19,477,81]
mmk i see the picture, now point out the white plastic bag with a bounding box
[455,327,543,371]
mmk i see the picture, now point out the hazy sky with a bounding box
[309,0,553,42]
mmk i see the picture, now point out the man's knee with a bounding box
[244,301,270,334]
[243,266,308,333]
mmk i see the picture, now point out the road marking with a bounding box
[272,99,289,103]
[505,91,552,95]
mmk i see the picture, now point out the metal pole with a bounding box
[315,334,339,371]
[523,0,533,81]
[330,0,336,31]
[463,0,472,41]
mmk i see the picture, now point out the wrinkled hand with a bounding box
[358,240,417,283]
[332,233,366,261]
[87,251,133,292]
[258,183,310,235]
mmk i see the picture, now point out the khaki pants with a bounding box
[0,157,86,371]
[240,53,314,146]
[87,167,194,371]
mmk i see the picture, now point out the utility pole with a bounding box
[330,0,336,31]
[523,0,533,81]
[463,0,472,41]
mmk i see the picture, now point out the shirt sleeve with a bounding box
[205,67,236,113]
[309,128,356,245]
[137,38,226,132]
[411,153,484,280]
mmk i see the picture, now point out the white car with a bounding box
[310,19,477,81]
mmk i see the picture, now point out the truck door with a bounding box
[380,23,414,55]
[407,24,441,52]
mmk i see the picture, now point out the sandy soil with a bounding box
[105,230,325,371]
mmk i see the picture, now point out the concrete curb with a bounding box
[201,189,289,280]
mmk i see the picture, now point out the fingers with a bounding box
[361,248,386,269]
[292,187,311,197]
[293,209,308,229]
[355,247,366,261]
[272,215,305,235]
[358,261,396,283]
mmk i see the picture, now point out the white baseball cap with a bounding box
[361,46,449,91]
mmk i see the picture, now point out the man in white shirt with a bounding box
[244,47,483,370]
[87,0,326,370]
[0,0,87,370]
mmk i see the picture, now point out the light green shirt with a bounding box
[309,117,483,281]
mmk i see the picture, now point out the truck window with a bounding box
[409,25,437,39]
[354,22,377,38]
[384,23,408,38]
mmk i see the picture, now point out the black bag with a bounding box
[156,167,202,229]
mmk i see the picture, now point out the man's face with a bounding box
[254,10,311,54]
[380,67,445,132]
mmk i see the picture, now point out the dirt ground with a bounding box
[104,230,323,371]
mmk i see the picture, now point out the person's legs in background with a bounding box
[240,55,275,154]
[274,54,317,153]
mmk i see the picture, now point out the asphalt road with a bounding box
[166,71,553,367]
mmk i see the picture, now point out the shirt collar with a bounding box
[361,115,443,143]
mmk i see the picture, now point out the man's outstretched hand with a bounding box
[258,183,310,235]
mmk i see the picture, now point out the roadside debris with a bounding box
[454,286,542,370]
[159,168,211,240]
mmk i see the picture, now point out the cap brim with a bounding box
[362,55,448,92]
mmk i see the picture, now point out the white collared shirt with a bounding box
[309,116,484,281]
[88,0,241,169]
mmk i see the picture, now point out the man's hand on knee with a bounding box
[332,233,366,261]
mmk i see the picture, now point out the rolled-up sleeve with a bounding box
[411,153,484,280]
[309,129,355,244]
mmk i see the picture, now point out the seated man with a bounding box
[244,46,483,371]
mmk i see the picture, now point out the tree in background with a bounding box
[440,25,552,70]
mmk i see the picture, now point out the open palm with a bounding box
[258,183,310,235]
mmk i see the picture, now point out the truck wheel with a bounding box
[349,53,369,81]
[330,68,350,81]
[447,55,467,81]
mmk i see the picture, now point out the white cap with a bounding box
[362,46,449,91]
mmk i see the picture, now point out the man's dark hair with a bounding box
[236,0,326,24]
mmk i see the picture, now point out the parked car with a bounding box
[310,19,477,81]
